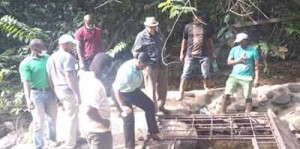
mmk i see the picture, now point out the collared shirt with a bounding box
[46,50,76,94]
[132,28,164,65]
[229,45,259,80]
[183,23,214,58]
[112,59,143,93]
[79,71,110,133]
[75,26,104,59]
[19,55,49,89]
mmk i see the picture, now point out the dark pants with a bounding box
[86,131,112,149]
[83,56,94,71]
[112,89,159,149]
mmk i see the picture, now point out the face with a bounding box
[84,18,94,29]
[193,16,203,25]
[240,39,250,47]
[146,26,157,35]
[137,61,149,70]
[32,44,46,55]
[63,42,74,52]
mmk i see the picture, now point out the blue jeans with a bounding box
[181,57,211,79]
[30,90,57,149]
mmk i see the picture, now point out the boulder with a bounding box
[288,83,300,93]
[271,95,291,106]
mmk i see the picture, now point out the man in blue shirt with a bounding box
[221,33,259,114]
[113,52,161,149]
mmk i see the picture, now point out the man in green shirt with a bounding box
[221,33,259,114]
[19,39,57,149]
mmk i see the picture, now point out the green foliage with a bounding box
[158,0,196,18]
[0,15,49,43]
[106,41,128,58]
[286,22,300,35]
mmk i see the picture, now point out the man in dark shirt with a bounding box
[75,14,105,70]
[177,11,216,100]
[132,17,168,114]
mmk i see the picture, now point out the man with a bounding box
[75,14,105,70]
[221,33,259,114]
[47,34,81,149]
[177,11,216,100]
[113,52,161,149]
[132,16,168,114]
[79,53,113,149]
[19,39,57,149]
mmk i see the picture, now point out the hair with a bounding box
[137,52,151,63]
[89,53,113,81]
[29,39,44,50]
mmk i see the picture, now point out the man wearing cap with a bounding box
[132,16,168,114]
[112,52,161,149]
[221,33,259,114]
[75,14,105,70]
[46,34,81,148]
[177,11,216,101]
[19,39,57,149]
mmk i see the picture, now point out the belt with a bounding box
[31,88,51,92]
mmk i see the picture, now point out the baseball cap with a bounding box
[58,34,77,44]
[234,33,249,43]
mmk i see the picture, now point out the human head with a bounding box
[83,14,95,29]
[136,52,151,70]
[89,53,113,81]
[193,11,207,25]
[234,33,250,48]
[29,39,46,54]
[58,34,77,52]
[144,17,159,35]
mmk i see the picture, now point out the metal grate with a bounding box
[157,113,285,149]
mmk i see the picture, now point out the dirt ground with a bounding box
[168,60,300,90]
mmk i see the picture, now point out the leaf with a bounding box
[224,14,231,24]
[217,27,228,38]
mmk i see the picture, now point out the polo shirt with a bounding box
[229,45,259,79]
[112,59,143,93]
[19,55,49,88]
[75,26,104,59]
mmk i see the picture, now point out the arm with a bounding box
[113,87,132,114]
[75,31,85,69]
[65,71,81,104]
[253,60,259,87]
[208,37,216,59]
[86,106,110,127]
[180,39,187,62]
[23,81,34,110]
[227,53,246,65]
[132,34,143,58]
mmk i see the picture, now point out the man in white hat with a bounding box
[221,32,259,114]
[46,34,81,148]
[132,16,168,114]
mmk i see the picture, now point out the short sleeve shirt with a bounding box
[46,50,76,94]
[79,71,110,133]
[112,59,143,93]
[183,23,214,58]
[229,45,259,79]
[19,55,49,88]
[75,26,104,59]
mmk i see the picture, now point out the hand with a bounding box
[180,54,185,63]
[75,94,81,105]
[121,106,132,115]
[100,119,110,127]
[238,53,247,63]
[27,101,34,110]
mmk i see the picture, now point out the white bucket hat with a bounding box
[144,17,159,27]
[58,34,77,44]
[234,33,249,43]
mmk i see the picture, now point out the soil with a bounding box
[168,60,300,90]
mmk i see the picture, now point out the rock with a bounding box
[292,116,300,131]
[271,95,291,106]
[291,94,300,102]
[288,84,300,93]
[0,121,14,138]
